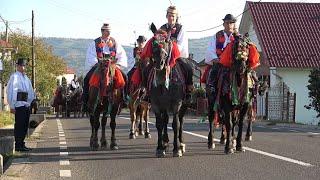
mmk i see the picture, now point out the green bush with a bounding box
[305,68,320,118]
[0,111,14,128]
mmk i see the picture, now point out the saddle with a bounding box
[89,61,125,97]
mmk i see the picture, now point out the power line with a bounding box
[0,14,32,47]
[186,0,262,33]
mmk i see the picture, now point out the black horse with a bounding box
[145,25,189,157]
[206,32,263,154]
[87,58,123,151]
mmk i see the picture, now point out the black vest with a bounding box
[160,23,182,41]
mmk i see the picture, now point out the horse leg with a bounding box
[245,105,253,141]
[100,112,108,149]
[224,110,234,154]
[143,105,151,138]
[207,104,215,149]
[155,113,165,158]
[178,105,187,153]
[162,113,170,152]
[110,106,119,150]
[231,112,237,151]
[172,113,182,157]
[245,119,253,141]
[236,104,248,152]
[138,107,144,136]
[90,111,100,150]
[129,103,137,139]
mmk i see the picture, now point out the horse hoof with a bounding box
[245,136,252,141]
[156,149,166,158]
[236,146,245,152]
[208,143,215,150]
[224,148,234,154]
[100,141,108,149]
[129,133,136,139]
[145,132,151,139]
[110,142,119,150]
[173,149,183,157]
[220,138,226,145]
[163,143,169,152]
[180,143,186,153]
[138,130,144,136]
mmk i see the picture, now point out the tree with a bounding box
[305,68,320,118]
[1,31,67,104]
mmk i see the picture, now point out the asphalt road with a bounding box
[2,113,320,180]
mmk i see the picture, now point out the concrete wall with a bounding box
[270,68,319,125]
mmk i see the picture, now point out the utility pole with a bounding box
[31,10,35,89]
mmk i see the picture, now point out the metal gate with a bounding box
[265,82,296,122]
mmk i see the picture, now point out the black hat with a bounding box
[16,58,27,66]
[136,35,146,43]
[222,14,237,23]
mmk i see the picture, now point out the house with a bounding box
[0,39,15,111]
[56,67,76,85]
[239,1,320,124]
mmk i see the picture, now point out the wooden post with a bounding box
[265,92,268,120]
[293,93,296,123]
[287,91,290,122]
[31,10,35,89]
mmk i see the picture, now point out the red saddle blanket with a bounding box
[89,66,125,97]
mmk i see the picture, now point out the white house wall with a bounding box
[56,74,74,85]
[274,68,318,125]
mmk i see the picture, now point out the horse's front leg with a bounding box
[90,111,100,151]
[178,104,187,153]
[231,111,237,151]
[207,102,215,149]
[245,104,253,141]
[172,112,182,157]
[162,113,170,152]
[110,105,119,150]
[129,102,137,139]
[143,104,151,138]
[138,107,144,136]
[100,112,108,149]
[224,110,234,154]
[236,104,248,152]
[155,113,165,158]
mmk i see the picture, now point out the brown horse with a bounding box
[127,60,152,139]
[52,85,68,118]
[87,58,123,151]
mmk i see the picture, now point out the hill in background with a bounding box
[43,37,211,76]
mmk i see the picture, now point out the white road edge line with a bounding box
[60,170,71,177]
[138,119,313,167]
[60,160,70,166]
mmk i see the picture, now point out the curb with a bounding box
[0,118,46,178]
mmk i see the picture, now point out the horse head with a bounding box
[151,31,171,71]
[232,32,251,76]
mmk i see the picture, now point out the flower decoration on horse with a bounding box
[220,32,260,70]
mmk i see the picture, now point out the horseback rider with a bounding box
[83,23,129,110]
[159,5,194,101]
[201,14,237,84]
[70,74,80,92]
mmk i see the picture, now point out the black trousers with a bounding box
[14,106,30,148]
[83,65,128,105]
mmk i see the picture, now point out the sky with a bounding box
[0,0,319,46]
